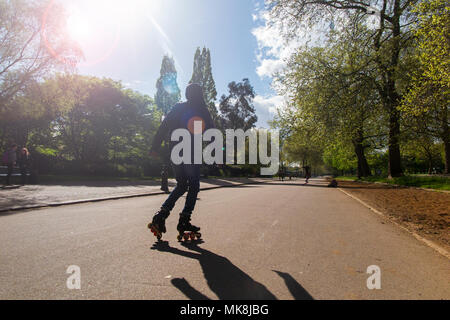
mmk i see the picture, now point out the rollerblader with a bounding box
[148,83,214,241]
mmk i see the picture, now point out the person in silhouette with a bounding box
[148,83,214,239]
[303,165,311,184]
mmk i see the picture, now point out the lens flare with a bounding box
[42,0,121,67]
[187,117,205,135]
[162,73,180,95]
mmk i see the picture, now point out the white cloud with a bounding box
[251,10,299,79]
[255,58,285,79]
[254,94,285,114]
[251,8,328,79]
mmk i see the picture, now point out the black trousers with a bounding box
[161,164,200,215]
[20,166,27,185]
[6,164,13,185]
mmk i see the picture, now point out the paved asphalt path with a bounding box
[0,178,449,299]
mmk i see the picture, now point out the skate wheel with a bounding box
[183,233,189,241]
[196,233,201,239]
[190,233,196,240]
[177,235,182,241]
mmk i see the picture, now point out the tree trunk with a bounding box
[376,0,403,178]
[354,141,371,178]
[442,105,449,174]
[444,141,450,175]
[388,106,403,177]
[426,150,433,175]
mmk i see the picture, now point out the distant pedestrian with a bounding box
[17,147,31,185]
[303,165,311,184]
[279,167,286,181]
[2,144,18,185]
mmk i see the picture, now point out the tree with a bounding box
[268,0,419,177]
[274,18,385,178]
[402,0,449,173]
[402,126,443,174]
[16,74,160,175]
[323,139,357,174]
[190,48,204,86]
[0,0,81,106]
[219,79,258,130]
[190,47,219,122]
[155,55,180,115]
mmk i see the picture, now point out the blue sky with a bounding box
[61,0,281,127]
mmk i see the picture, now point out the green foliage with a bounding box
[323,140,356,172]
[273,18,384,176]
[268,1,448,176]
[219,78,257,130]
[268,0,425,177]
[402,0,449,116]
[401,0,450,173]
[336,175,450,191]
[35,146,58,157]
[1,73,162,176]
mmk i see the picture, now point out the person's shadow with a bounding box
[150,241,313,300]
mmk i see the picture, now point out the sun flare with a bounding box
[61,0,159,66]
[67,14,90,42]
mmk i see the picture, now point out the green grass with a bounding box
[335,175,450,191]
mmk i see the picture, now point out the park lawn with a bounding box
[335,175,450,191]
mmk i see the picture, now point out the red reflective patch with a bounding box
[187,116,205,134]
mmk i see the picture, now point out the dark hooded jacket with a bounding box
[151,84,214,161]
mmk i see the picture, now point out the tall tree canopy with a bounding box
[268,0,420,176]
[1,73,160,176]
[219,78,257,130]
[274,17,385,177]
[155,55,180,115]
[190,47,219,122]
[402,0,449,173]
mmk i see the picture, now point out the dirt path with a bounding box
[336,180,450,252]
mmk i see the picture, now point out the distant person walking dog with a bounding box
[2,144,18,186]
[148,83,214,241]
